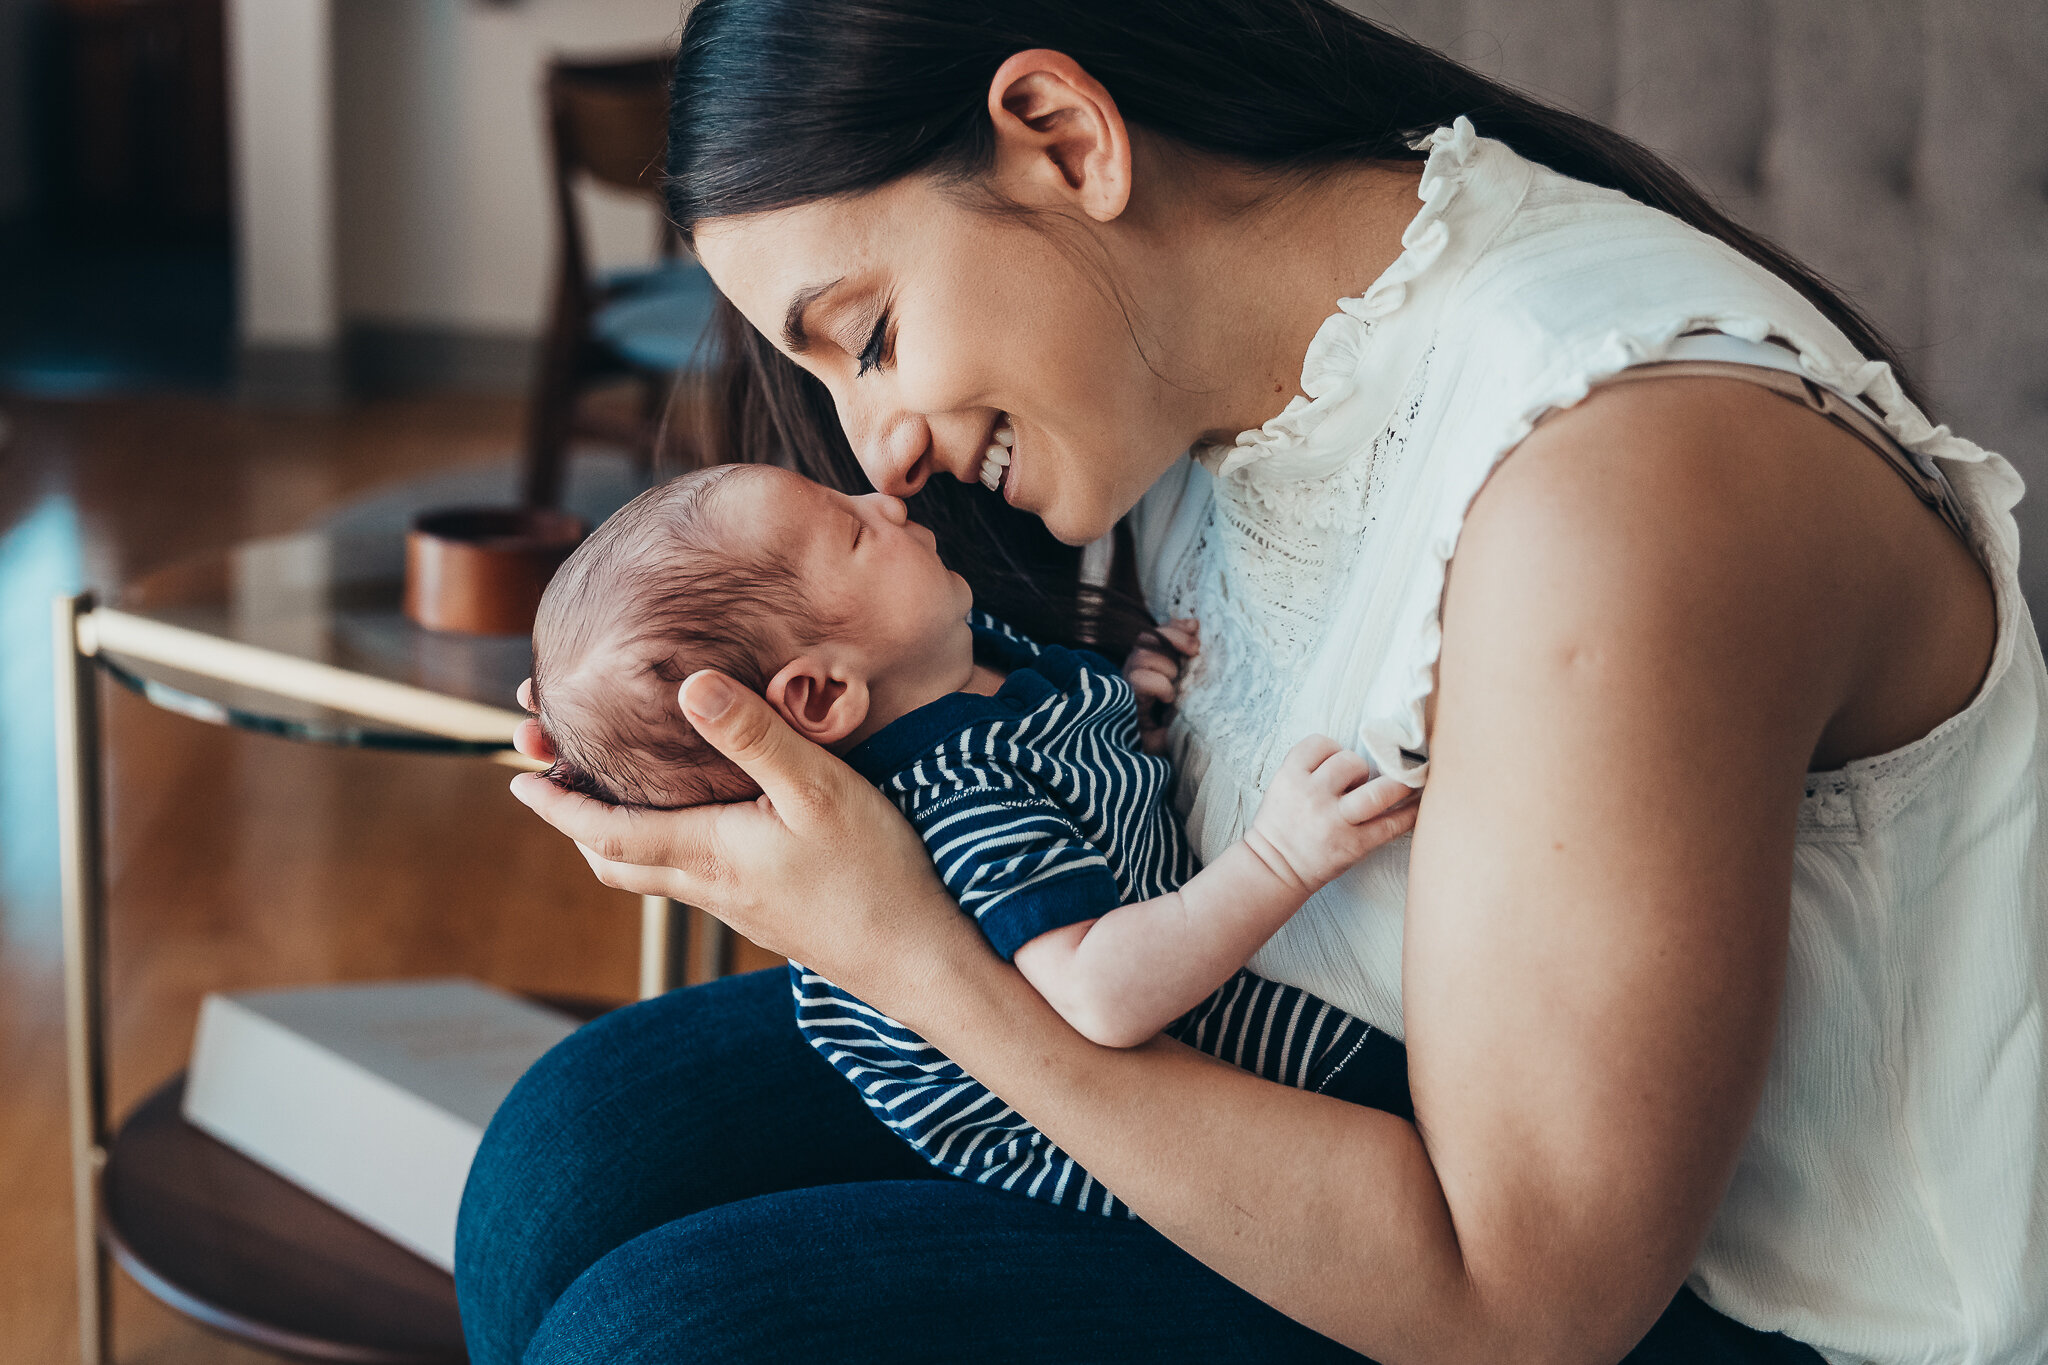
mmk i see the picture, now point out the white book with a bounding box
[182,978,580,1270]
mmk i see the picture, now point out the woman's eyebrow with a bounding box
[782,277,845,353]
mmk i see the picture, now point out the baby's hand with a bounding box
[1244,736,1418,897]
[1124,617,1200,756]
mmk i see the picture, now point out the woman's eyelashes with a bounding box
[854,310,891,377]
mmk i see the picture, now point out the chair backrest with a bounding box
[1351,0,2048,621]
[545,54,672,202]
[541,51,677,284]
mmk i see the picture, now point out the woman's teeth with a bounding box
[979,423,1015,490]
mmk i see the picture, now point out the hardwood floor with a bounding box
[0,393,775,1363]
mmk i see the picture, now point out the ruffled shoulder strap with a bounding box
[1196,117,1502,485]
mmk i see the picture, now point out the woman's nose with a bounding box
[847,401,934,498]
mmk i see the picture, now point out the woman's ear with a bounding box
[765,656,872,747]
[985,49,1132,222]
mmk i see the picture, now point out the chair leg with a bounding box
[54,594,111,1365]
[636,372,665,477]
[522,377,573,510]
[523,288,585,509]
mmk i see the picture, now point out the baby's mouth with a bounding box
[978,417,1015,492]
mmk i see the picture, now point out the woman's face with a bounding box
[695,176,1196,547]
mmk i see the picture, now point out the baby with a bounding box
[532,464,1416,1216]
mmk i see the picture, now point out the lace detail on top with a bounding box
[1163,352,1431,827]
[1192,117,1479,486]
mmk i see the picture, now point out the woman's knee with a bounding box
[455,971,795,1364]
[523,1187,931,1365]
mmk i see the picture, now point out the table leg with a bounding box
[637,895,684,999]
[637,896,735,998]
[54,594,111,1365]
[684,904,735,988]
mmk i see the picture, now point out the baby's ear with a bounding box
[764,656,870,746]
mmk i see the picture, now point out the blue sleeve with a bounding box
[910,788,1125,961]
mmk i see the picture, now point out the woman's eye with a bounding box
[855,312,889,377]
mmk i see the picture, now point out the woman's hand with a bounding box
[1124,617,1199,755]
[512,679,555,764]
[507,671,972,992]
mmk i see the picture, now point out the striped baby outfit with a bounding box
[791,613,1388,1217]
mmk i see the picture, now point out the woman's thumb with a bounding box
[680,670,829,810]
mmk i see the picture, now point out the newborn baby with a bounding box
[531,464,1416,1215]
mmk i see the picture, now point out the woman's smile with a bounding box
[691,170,1210,546]
[976,415,1016,497]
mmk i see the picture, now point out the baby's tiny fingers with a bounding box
[1127,666,1176,705]
[1155,622,1200,657]
[1339,775,1418,825]
[1281,733,1343,775]
[1125,645,1180,679]
[1314,747,1373,791]
[1356,801,1420,845]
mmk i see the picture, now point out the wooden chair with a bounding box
[523,52,721,508]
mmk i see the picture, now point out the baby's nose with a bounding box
[863,493,909,524]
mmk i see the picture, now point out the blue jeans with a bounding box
[456,970,1822,1364]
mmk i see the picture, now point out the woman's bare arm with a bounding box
[519,382,1921,1363]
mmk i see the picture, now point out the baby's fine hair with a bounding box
[530,464,830,808]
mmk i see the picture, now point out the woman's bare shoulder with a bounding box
[1450,373,1993,767]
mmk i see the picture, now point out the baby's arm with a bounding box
[1013,737,1418,1047]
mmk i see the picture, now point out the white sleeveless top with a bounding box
[1131,120,2048,1365]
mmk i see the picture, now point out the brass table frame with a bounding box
[53,591,732,1364]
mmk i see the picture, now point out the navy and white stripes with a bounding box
[792,612,1373,1218]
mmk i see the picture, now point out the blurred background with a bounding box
[0,0,2042,1360]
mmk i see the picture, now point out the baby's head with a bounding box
[531,464,975,808]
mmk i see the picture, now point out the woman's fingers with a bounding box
[513,679,557,762]
[511,772,713,886]
[678,671,850,827]
[574,840,686,901]
[513,716,556,763]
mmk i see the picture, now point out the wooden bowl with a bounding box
[403,507,585,636]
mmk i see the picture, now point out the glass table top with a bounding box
[102,523,534,752]
[94,461,650,752]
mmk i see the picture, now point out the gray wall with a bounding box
[1344,0,2048,619]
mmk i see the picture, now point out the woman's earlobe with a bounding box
[986,50,1132,222]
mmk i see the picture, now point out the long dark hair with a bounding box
[665,0,1918,657]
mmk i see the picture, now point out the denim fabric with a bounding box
[455,970,1823,1365]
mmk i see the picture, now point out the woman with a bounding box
[457,1,2045,1361]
